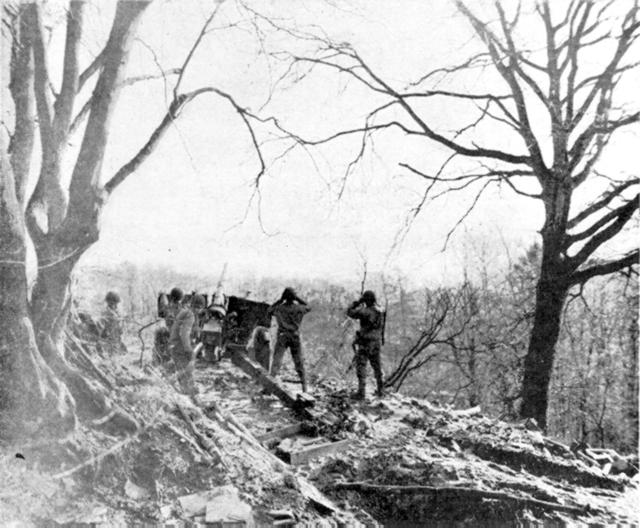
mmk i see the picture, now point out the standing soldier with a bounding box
[248,326,271,371]
[155,287,184,363]
[169,294,206,397]
[347,290,384,400]
[165,287,184,329]
[99,291,127,354]
[268,287,311,393]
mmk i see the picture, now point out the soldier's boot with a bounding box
[352,353,367,400]
[352,376,366,400]
[374,369,385,397]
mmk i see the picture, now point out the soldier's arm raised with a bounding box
[346,301,362,319]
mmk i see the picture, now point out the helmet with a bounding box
[210,305,226,319]
[169,287,184,303]
[191,294,206,309]
[105,291,120,304]
[361,290,376,305]
[282,287,296,301]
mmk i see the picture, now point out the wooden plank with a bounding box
[229,347,316,417]
[229,347,299,405]
[290,439,352,466]
[257,423,303,445]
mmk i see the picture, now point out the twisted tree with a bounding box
[0,0,263,439]
[264,0,639,428]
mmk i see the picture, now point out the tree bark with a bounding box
[0,1,148,442]
[1,142,75,439]
[520,179,572,429]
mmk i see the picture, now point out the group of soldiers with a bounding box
[100,285,386,401]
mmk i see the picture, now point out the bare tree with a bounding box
[384,285,474,392]
[0,1,263,438]
[264,0,639,428]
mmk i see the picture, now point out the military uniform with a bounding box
[169,306,197,396]
[347,299,384,398]
[250,326,271,371]
[268,294,310,392]
[99,305,126,354]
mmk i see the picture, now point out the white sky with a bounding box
[46,0,638,287]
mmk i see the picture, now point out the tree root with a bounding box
[50,434,136,481]
[329,481,595,516]
[176,403,229,471]
[50,407,164,481]
[64,330,114,390]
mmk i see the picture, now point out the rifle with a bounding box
[381,297,388,346]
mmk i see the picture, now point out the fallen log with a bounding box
[229,347,321,422]
[176,404,229,471]
[329,482,594,516]
[450,405,482,418]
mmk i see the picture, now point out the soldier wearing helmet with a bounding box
[169,293,206,397]
[347,290,384,400]
[268,287,311,393]
[166,287,184,329]
[99,291,127,354]
[154,287,184,364]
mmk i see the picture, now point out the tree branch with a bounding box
[568,193,639,268]
[8,5,35,206]
[53,1,85,144]
[569,6,639,131]
[104,87,265,194]
[67,0,151,213]
[568,196,639,245]
[329,481,592,516]
[27,3,53,146]
[570,250,639,285]
[455,1,547,173]
[567,178,639,228]
[173,1,224,99]
[77,50,104,93]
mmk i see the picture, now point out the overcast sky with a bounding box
[47,0,637,288]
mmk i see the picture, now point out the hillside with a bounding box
[1,329,637,527]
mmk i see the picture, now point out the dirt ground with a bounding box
[1,335,638,527]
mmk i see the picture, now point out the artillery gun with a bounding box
[153,290,270,363]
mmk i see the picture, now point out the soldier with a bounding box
[165,287,184,329]
[99,291,127,354]
[169,293,206,397]
[347,290,384,400]
[248,325,271,371]
[155,287,184,363]
[268,287,311,393]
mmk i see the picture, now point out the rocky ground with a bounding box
[1,337,638,527]
[199,360,639,526]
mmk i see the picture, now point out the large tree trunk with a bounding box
[520,177,572,430]
[520,257,569,429]
[1,0,154,442]
[1,144,75,440]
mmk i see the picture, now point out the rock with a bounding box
[283,471,300,490]
[159,504,173,519]
[178,485,244,518]
[204,486,253,525]
[124,478,150,500]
